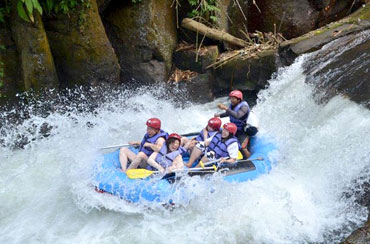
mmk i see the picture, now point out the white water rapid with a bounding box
[1,52,370,244]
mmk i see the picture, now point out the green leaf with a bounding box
[25,0,33,15]
[17,1,30,22]
[32,0,43,15]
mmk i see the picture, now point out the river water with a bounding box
[1,47,370,244]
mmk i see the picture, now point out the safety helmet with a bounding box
[208,117,222,130]
[146,118,161,130]
[229,90,243,100]
[168,133,182,142]
[223,123,237,135]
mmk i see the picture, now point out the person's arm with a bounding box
[168,155,184,173]
[214,111,229,118]
[128,141,141,146]
[202,128,208,141]
[226,104,249,119]
[143,137,165,152]
[219,142,238,164]
[147,152,165,173]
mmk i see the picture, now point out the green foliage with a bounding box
[187,0,220,23]
[131,0,142,3]
[0,2,10,23]
[14,0,84,22]
[16,0,43,23]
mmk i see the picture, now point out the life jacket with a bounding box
[139,130,168,157]
[155,144,184,168]
[229,101,250,131]
[195,129,218,142]
[207,132,239,159]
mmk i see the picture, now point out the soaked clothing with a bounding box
[219,101,250,132]
[155,144,183,169]
[195,129,218,142]
[207,133,239,159]
[139,130,168,157]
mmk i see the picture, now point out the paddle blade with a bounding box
[126,169,156,179]
[237,151,243,160]
[199,161,205,169]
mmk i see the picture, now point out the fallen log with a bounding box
[181,18,249,48]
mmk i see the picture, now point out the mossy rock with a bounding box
[246,0,319,40]
[212,48,277,93]
[44,0,120,86]
[173,45,219,73]
[10,2,58,91]
[104,0,177,84]
[0,22,22,102]
[279,3,370,66]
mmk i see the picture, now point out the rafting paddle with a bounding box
[100,143,131,150]
[200,156,264,168]
[126,165,218,179]
[100,132,199,151]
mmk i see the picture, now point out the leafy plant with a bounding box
[187,0,220,23]
[0,1,10,23]
[16,0,43,23]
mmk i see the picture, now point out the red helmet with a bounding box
[146,118,161,130]
[168,133,182,142]
[208,117,222,130]
[223,123,237,135]
[229,90,243,100]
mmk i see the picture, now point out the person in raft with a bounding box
[119,118,168,172]
[215,90,257,158]
[198,122,240,165]
[182,117,222,168]
[147,133,185,173]
[184,122,240,167]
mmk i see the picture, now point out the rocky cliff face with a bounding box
[103,0,177,84]
[10,1,58,90]
[44,0,120,86]
[0,23,21,99]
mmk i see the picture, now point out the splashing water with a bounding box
[1,55,370,243]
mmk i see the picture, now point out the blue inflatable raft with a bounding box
[93,135,276,204]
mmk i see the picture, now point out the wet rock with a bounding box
[342,217,370,244]
[317,0,365,27]
[44,0,120,86]
[227,0,249,40]
[96,0,113,13]
[173,45,219,73]
[0,21,21,101]
[104,0,177,84]
[279,3,370,66]
[39,122,52,138]
[303,30,370,109]
[13,134,29,149]
[170,72,214,104]
[246,0,319,40]
[9,2,58,90]
[212,48,277,93]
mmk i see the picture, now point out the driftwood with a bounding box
[181,18,249,47]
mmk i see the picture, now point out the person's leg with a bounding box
[236,132,251,159]
[185,141,206,167]
[127,152,148,169]
[119,148,137,172]
[181,136,189,147]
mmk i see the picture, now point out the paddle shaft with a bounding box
[202,157,263,167]
[100,132,198,150]
[100,143,130,150]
